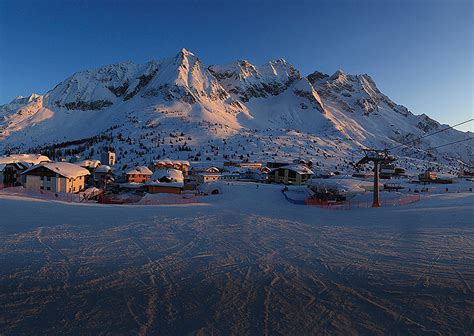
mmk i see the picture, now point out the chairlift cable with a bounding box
[388,118,473,151]
[428,137,474,150]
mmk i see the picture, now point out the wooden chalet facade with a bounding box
[268,164,314,185]
[125,166,153,183]
[22,162,90,193]
[153,160,190,176]
[0,162,31,187]
[146,169,184,194]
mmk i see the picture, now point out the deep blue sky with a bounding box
[0,0,472,130]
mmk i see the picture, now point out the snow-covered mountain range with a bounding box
[1,48,472,172]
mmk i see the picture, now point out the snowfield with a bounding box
[0,183,473,335]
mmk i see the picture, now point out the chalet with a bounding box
[101,150,116,166]
[117,182,146,193]
[292,158,313,167]
[380,164,395,179]
[125,166,153,183]
[146,169,184,194]
[268,164,314,185]
[94,165,113,183]
[191,166,221,174]
[224,161,265,170]
[266,161,292,169]
[419,171,437,183]
[153,159,190,176]
[0,154,50,187]
[221,166,268,182]
[197,173,222,184]
[432,174,456,184]
[220,173,240,181]
[0,162,32,186]
[206,166,221,173]
[0,154,50,166]
[22,162,90,193]
[238,169,268,182]
[393,167,406,177]
[76,159,101,173]
[189,161,225,175]
[459,169,474,177]
[239,162,262,169]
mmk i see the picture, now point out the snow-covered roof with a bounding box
[271,164,314,175]
[225,166,245,174]
[221,172,240,176]
[0,162,34,171]
[149,168,184,182]
[119,182,145,189]
[154,159,190,166]
[0,161,33,172]
[125,166,153,175]
[0,154,50,165]
[23,162,90,178]
[76,159,101,169]
[147,168,184,187]
[94,165,112,173]
[83,187,102,197]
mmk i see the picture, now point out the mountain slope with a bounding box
[0,49,471,172]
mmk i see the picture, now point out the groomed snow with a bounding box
[0,182,472,335]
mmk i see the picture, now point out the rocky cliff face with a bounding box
[45,49,238,112]
[209,59,301,102]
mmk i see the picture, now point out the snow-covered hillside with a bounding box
[0,48,472,172]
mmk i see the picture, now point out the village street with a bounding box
[0,185,473,335]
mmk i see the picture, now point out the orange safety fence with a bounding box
[304,194,421,210]
[0,185,200,205]
[99,194,200,205]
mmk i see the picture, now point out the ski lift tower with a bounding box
[356,149,396,207]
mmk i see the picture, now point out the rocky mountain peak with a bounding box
[1,49,471,167]
[306,71,329,84]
